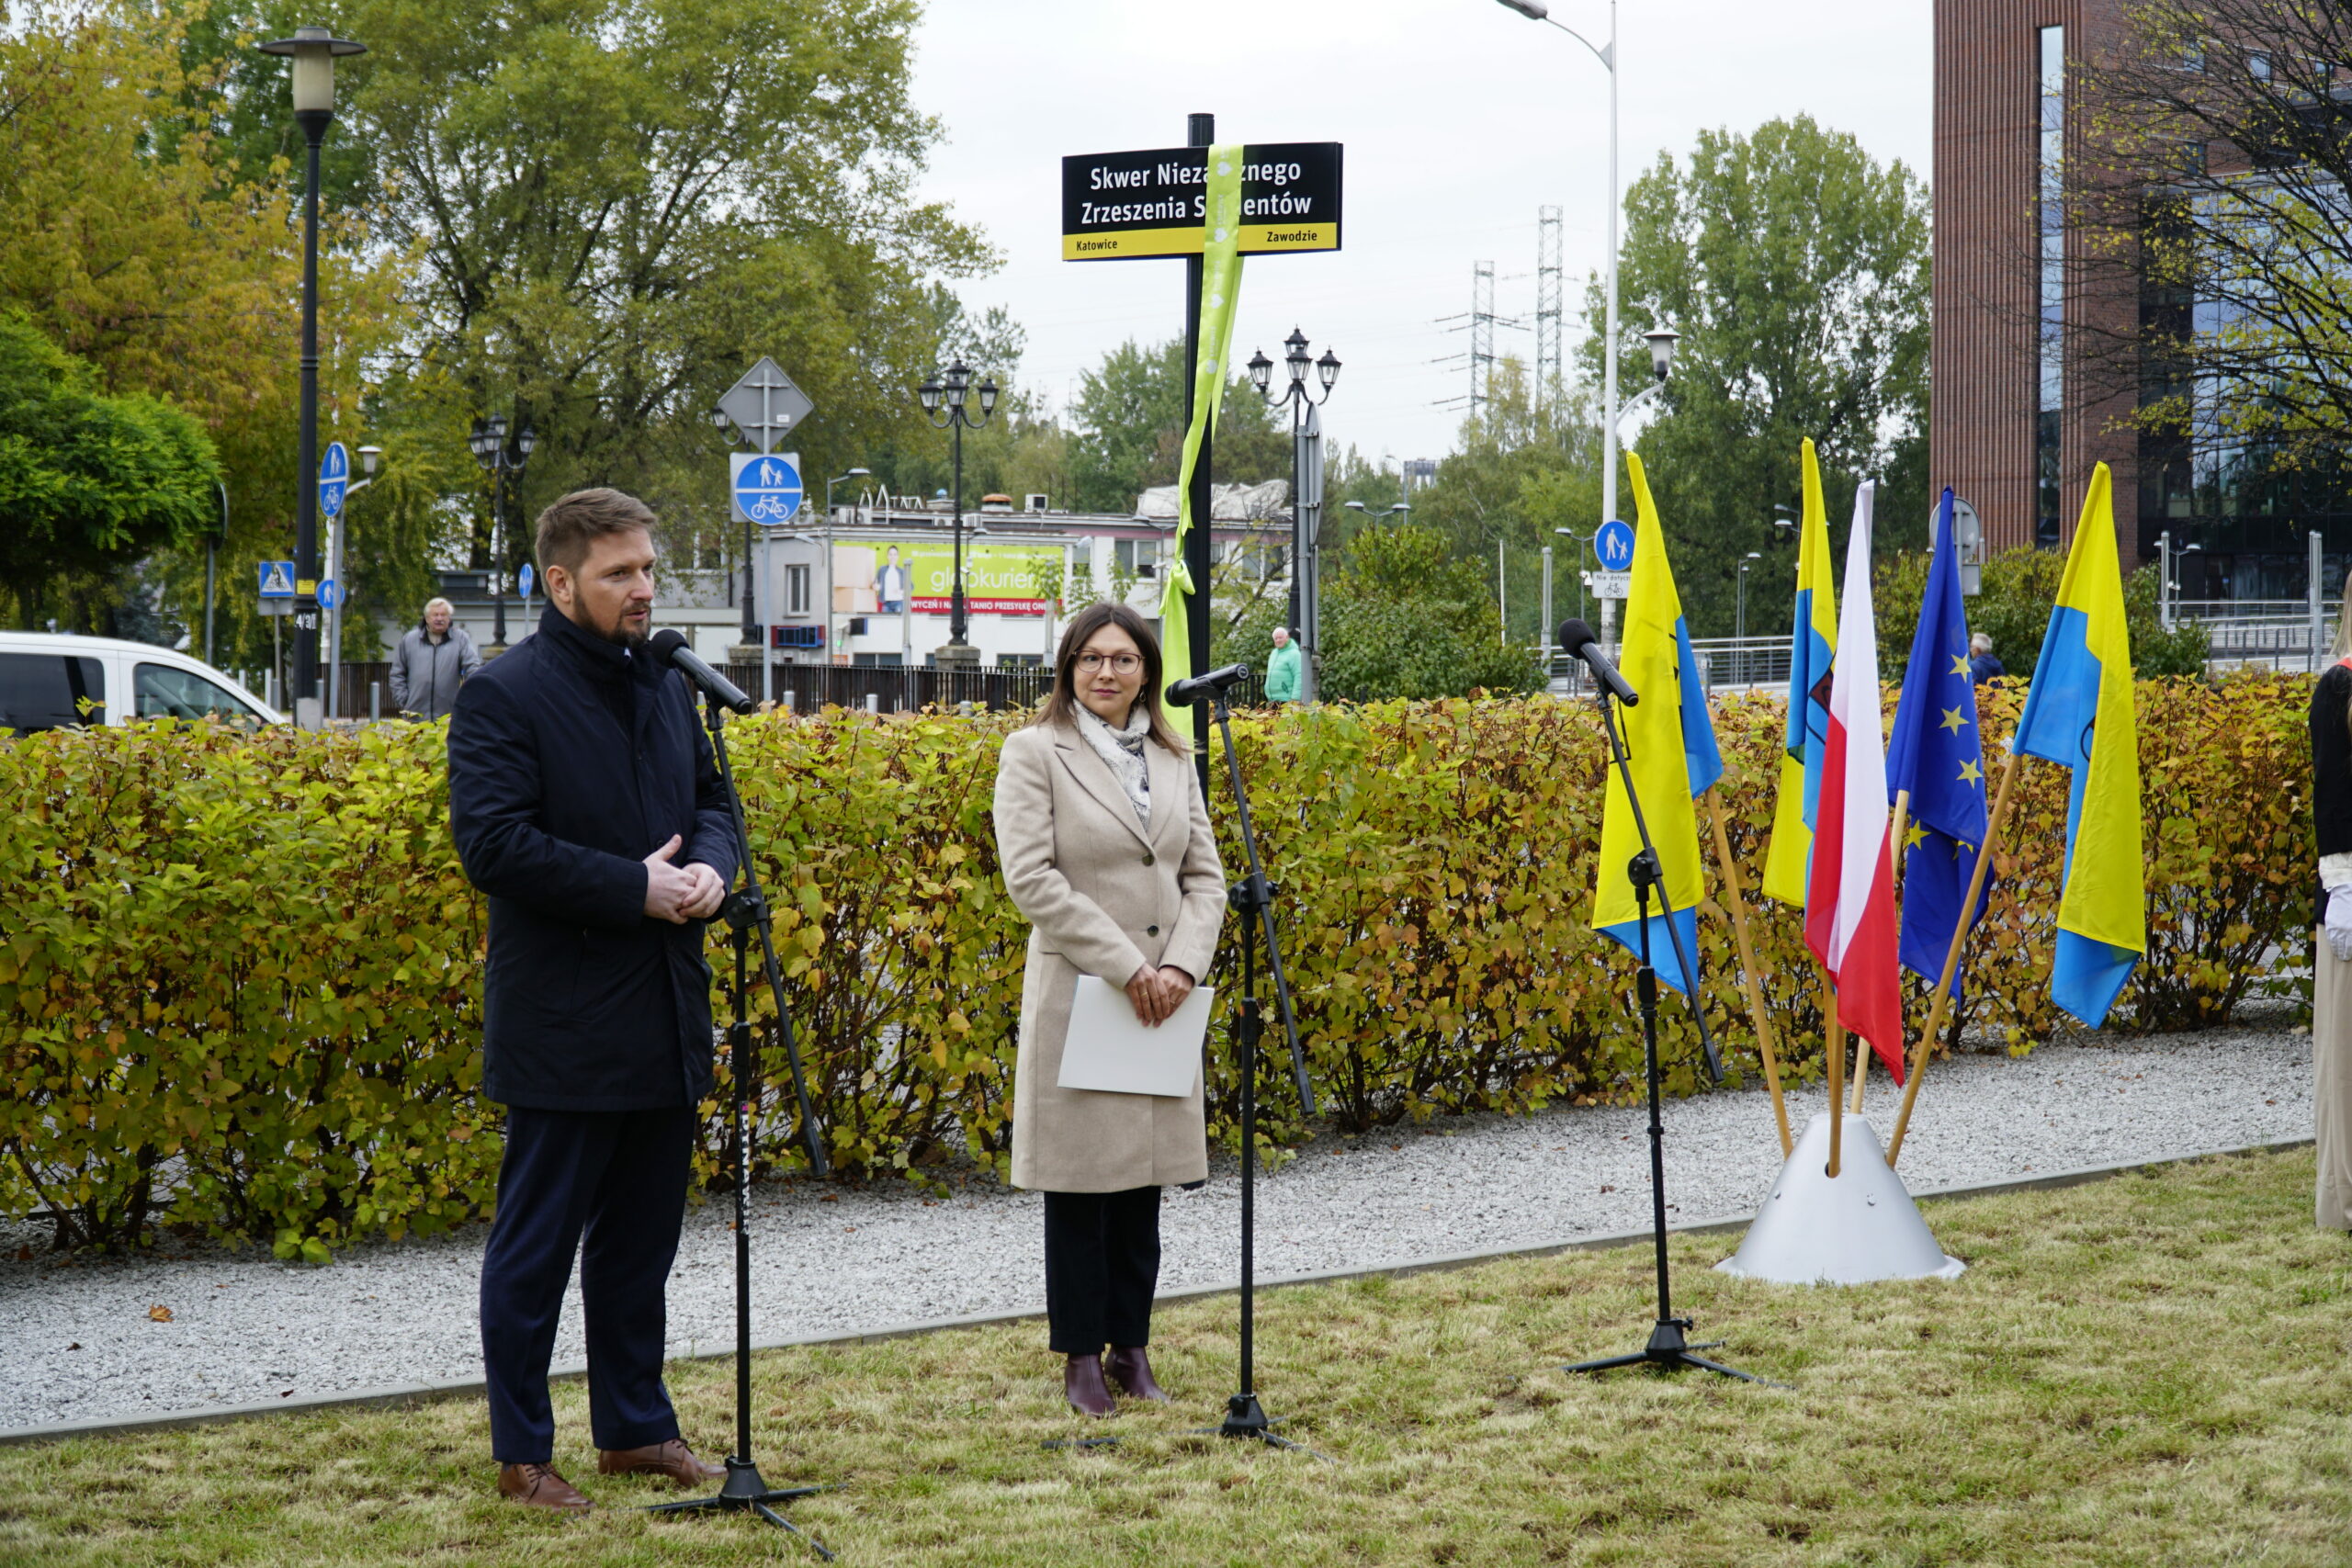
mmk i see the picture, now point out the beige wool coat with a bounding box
[992,718,1227,1191]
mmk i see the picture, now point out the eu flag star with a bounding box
[1949,652,1972,678]
[1904,823,1928,851]
[1939,705,1967,734]
[1958,758,1984,785]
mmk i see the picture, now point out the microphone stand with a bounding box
[1555,675,1779,1387]
[1192,683,1325,1454]
[646,686,836,1556]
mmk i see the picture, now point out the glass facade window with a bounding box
[2038,25,2066,548]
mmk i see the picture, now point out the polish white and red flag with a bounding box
[1804,480,1905,1083]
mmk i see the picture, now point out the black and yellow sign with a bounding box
[1061,142,1342,262]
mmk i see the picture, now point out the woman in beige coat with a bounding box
[992,602,1227,1416]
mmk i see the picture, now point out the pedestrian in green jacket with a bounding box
[1265,626,1303,704]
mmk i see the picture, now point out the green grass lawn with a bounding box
[3,1148,2349,1567]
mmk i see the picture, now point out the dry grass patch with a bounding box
[2,1148,2349,1566]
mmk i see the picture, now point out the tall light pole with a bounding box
[469,413,537,649]
[1555,525,1593,626]
[1248,329,1340,688]
[916,360,998,659]
[257,24,365,729]
[1736,550,1761,684]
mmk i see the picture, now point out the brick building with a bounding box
[1932,0,2352,599]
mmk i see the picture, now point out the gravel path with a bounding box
[0,1021,2314,1433]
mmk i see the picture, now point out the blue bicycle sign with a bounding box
[731,451,804,526]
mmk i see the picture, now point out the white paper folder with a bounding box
[1056,975,1214,1097]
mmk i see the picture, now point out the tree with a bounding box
[1317,524,1542,702]
[0,3,393,644]
[306,0,991,592]
[2060,2,2352,490]
[1872,546,2209,683]
[1067,338,1289,513]
[1580,115,1930,638]
[0,313,221,630]
[1399,360,1602,649]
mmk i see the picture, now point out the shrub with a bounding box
[0,672,2319,1253]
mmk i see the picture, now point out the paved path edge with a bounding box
[0,1134,2311,1449]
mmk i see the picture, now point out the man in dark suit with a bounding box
[448,488,737,1513]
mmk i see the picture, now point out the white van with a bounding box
[0,632,282,735]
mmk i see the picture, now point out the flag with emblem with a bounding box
[1886,488,1992,999]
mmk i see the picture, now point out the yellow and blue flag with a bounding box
[1761,439,1836,906]
[2011,463,2144,1026]
[1589,451,1722,994]
[1887,488,1992,998]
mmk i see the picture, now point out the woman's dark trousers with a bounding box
[1043,1185,1162,1354]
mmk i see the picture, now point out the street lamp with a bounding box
[1555,525,1593,625]
[1492,0,1631,647]
[709,406,759,647]
[256,23,365,728]
[1736,550,1762,685]
[1250,326,1340,700]
[469,412,536,648]
[1613,326,1681,430]
[916,361,997,654]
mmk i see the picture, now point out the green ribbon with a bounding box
[1159,143,1246,693]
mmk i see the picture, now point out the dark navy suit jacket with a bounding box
[448,605,737,1111]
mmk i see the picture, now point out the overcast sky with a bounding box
[906,0,1932,475]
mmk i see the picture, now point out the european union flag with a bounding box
[1886,489,1991,999]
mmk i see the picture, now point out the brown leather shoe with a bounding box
[1104,1345,1170,1403]
[1065,1352,1116,1416]
[497,1461,592,1513]
[597,1438,726,1487]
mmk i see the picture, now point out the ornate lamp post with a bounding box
[1248,329,1340,695]
[469,413,537,649]
[916,360,998,657]
[256,23,365,728]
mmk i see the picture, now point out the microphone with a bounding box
[1558,618,1638,706]
[1164,662,1251,706]
[648,628,756,716]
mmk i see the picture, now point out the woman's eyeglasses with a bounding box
[1075,652,1142,674]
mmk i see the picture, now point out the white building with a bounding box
[752,486,1293,671]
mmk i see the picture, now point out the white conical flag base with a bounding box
[1714,1112,1965,1285]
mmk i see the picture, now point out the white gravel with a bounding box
[0,1020,2314,1434]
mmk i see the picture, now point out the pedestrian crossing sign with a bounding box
[258,560,297,599]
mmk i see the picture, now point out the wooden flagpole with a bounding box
[1848,1026,1871,1112]
[1704,789,1792,1156]
[1887,749,2024,1166]
[1820,960,1845,1178]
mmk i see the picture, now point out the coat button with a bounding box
[1147,924,1159,937]
[1143,852,1156,865]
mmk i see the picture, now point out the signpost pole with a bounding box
[1183,110,1216,794]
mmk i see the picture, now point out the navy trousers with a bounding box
[480,1105,696,1463]
[1042,1186,1161,1355]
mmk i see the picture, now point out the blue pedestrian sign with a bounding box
[316,579,342,609]
[516,562,534,600]
[319,442,349,520]
[258,560,297,599]
[1594,518,1635,573]
[730,451,804,526]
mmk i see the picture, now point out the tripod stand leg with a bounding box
[754,1501,834,1557]
[1673,1353,1789,1389]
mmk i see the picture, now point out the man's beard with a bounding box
[594,604,650,647]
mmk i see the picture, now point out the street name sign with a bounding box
[319,441,349,520]
[732,451,804,525]
[1061,142,1343,261]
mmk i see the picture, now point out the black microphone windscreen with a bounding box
[648,627,688,660]
[1558,618,1597,653]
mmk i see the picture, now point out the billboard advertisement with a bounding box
[835,540,1063,616]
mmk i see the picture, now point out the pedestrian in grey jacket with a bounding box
[391,598,482,720]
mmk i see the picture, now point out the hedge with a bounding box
[0,673,2316,1255]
